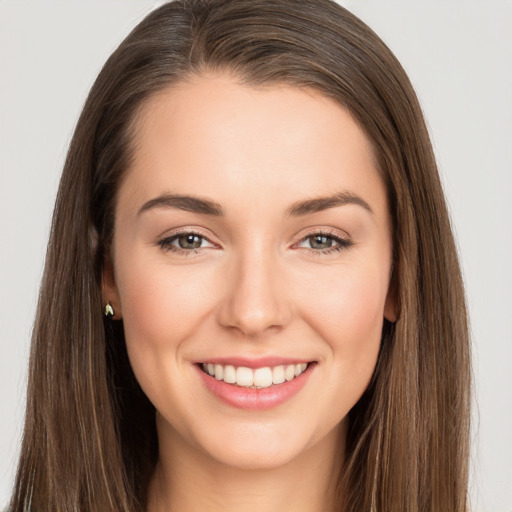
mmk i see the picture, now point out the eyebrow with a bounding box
[137,190,373,218]
[138,194,224,217]
[285,191,373,216]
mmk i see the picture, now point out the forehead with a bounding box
[121,74,386,217]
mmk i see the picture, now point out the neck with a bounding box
[147,418,346,512]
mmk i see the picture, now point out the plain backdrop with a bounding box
[1,1,511,510]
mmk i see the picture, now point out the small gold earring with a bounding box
[104,302,115,319]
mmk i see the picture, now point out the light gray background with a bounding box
[1,1,511,510]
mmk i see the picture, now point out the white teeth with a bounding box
[214,364,223,380]
[253,367,273,388]
[223,365,236,384]
[294,363,307,376]
[202,362,310,388]
[236,367,254,387]
[285,364,295,381]
[272,365,285,384]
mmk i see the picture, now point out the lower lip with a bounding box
[196,364,315,410]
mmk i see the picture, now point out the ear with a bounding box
[102,252,122,319]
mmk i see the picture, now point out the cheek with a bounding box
[114,250,219,364]
[298,260,388,368]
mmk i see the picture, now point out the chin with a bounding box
[212,438,303,470]
[186,416,338,472]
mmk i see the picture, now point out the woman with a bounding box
[8,0,471,510]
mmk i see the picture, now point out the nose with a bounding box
[216,248,292,337]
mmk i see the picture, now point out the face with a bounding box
[104,74,395,470]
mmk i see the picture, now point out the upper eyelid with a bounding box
[294,232,352,250]
[158,226,217,242]
[294,227,350,242]
[160,232,217,249]
[157,227,351,250]
[158,226,349,240]
[297,232,347,243]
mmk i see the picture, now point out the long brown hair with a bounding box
[9,1,470,510]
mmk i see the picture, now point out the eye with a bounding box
[305,234,336,250]
[174,234,207,249]
[296,231,352,254]
[157,232,215,254]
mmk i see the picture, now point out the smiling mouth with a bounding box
[199,362,312,389]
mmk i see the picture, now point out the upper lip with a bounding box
[197,356,314,369]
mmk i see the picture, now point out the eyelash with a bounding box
[156,229,353,256]
[297,229,353,255]
[157,230,213,256]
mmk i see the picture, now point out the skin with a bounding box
[103,74,395,512]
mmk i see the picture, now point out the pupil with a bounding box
[311,235,332,249]
[179,234,201,249]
